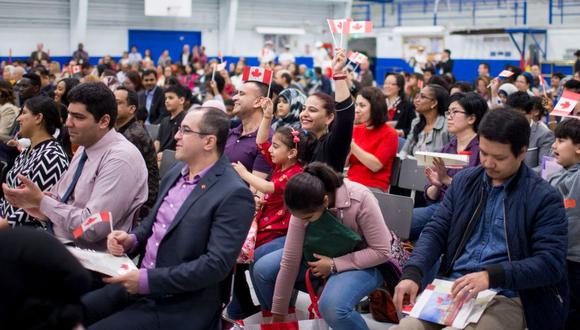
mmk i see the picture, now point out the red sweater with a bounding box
[347,124,398,190]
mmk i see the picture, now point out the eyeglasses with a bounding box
[445,110,467,118]
[177,125,209,136]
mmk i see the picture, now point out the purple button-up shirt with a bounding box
[137,163,214,294]
[225,123,272,174]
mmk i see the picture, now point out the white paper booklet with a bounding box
[406,279,497,329]
[66,246,138,277]
[414,151,470,169]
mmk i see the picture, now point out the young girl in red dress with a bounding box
[233,98,314,254]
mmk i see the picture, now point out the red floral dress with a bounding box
[255,141,303,248]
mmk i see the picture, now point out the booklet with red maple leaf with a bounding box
[405,279,496,329]
[66,246,137,277]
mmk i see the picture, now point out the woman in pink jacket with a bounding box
[252,162,403,330]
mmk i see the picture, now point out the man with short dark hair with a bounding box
[3,83,148,251]
[436,49,453,75]
[32,66,54,97]
[15,73,41,106]
[115,86,159,217]
[393,109,568,330]
[138,69,167,124]
[155,85,187,153]
[82,107,255,330]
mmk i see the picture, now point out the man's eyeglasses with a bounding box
[177,125,209,136]
[445,110,467,118]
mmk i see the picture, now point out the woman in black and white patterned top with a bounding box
[0,96,69,229]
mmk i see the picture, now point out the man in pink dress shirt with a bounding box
[3,82,148,251]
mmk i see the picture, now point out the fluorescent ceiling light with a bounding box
[255,27,306,35]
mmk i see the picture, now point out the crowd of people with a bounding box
[0,40,579,330]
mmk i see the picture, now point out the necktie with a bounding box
[60,151,88,203]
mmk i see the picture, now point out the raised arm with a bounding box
[256,97,274,145]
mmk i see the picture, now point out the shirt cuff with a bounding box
[127,234,139,254]
[39,195,59,221]
[138,269,150,294]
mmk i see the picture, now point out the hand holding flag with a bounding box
[107,230,135,256]
[332,48,348,74]
[73,211,113,239]
[487,70,515,88]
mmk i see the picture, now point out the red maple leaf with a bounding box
[560,101,571,109]
[336,22,342,29]
[251,68,262,78]
[85,217,96,225]
[353,23,362,30]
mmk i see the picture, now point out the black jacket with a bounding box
[138,87,168,124]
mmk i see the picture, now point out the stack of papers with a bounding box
[414,151,470,169]
[66,246,137,277]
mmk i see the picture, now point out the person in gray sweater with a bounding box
[548,118,580,329]
[506,91,554,173]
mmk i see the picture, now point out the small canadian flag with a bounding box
[215,61,227,72]
[348,51,367,64]
[327,19,350,34]
[73,211,112,239]
[242,66,273,85]
[70,65,81,74]
[349,21,373,34]
[498,70,514,78]
[552,90,580,116]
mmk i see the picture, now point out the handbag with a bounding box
[369,260,403,323]
[237,219,258,264]
[302,210,362,263]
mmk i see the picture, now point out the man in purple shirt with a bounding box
[226,81,273,179]
[82,107,255,330]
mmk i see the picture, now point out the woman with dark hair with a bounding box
[347,86,398,191]
[123,71,144,93]
[252,162,406,330]
[299,48,354,173]
[400,84,450,157]
[515,73,534,96]
[54,78,80,108]
[383,73,416,138]
[0,81,18,142]
[271,88,306,130]
[474,75,491,102]
[410,92,488,240]
[0,96,69,229]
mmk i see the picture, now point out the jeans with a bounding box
[567,260,580,330]
[410,202,441,241]
[228,236,287,319]
[252,248,384,330]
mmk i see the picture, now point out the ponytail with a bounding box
[284,162,343,212]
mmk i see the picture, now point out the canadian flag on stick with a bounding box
[327,19,350,34]
[242,66,273,85]
[498,70,514,78]
[73,211,113,239]
[348,51,367,64]
[551,90,580,117]
[349,21,373,34]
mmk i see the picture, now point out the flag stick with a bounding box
[267,79,272,99]
[109,216,114,233]
[329,30,338,49]
[339,30,344,49]
[211,63,216,81]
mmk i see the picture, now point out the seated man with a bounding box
[82,107,255,330]
[393,109,568,330]
[2,82,148,251]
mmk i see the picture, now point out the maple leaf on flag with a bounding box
[85,217,97,226]
[561,101,571,109]
[353,23,362,30]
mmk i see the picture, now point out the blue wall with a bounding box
[128,29,202,63]
[374,58,521,84]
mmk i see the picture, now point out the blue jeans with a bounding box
[252,248,383,330]
[409,202,441,241]
[228,236,287,319]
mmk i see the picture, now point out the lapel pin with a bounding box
[201,184,206,190]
